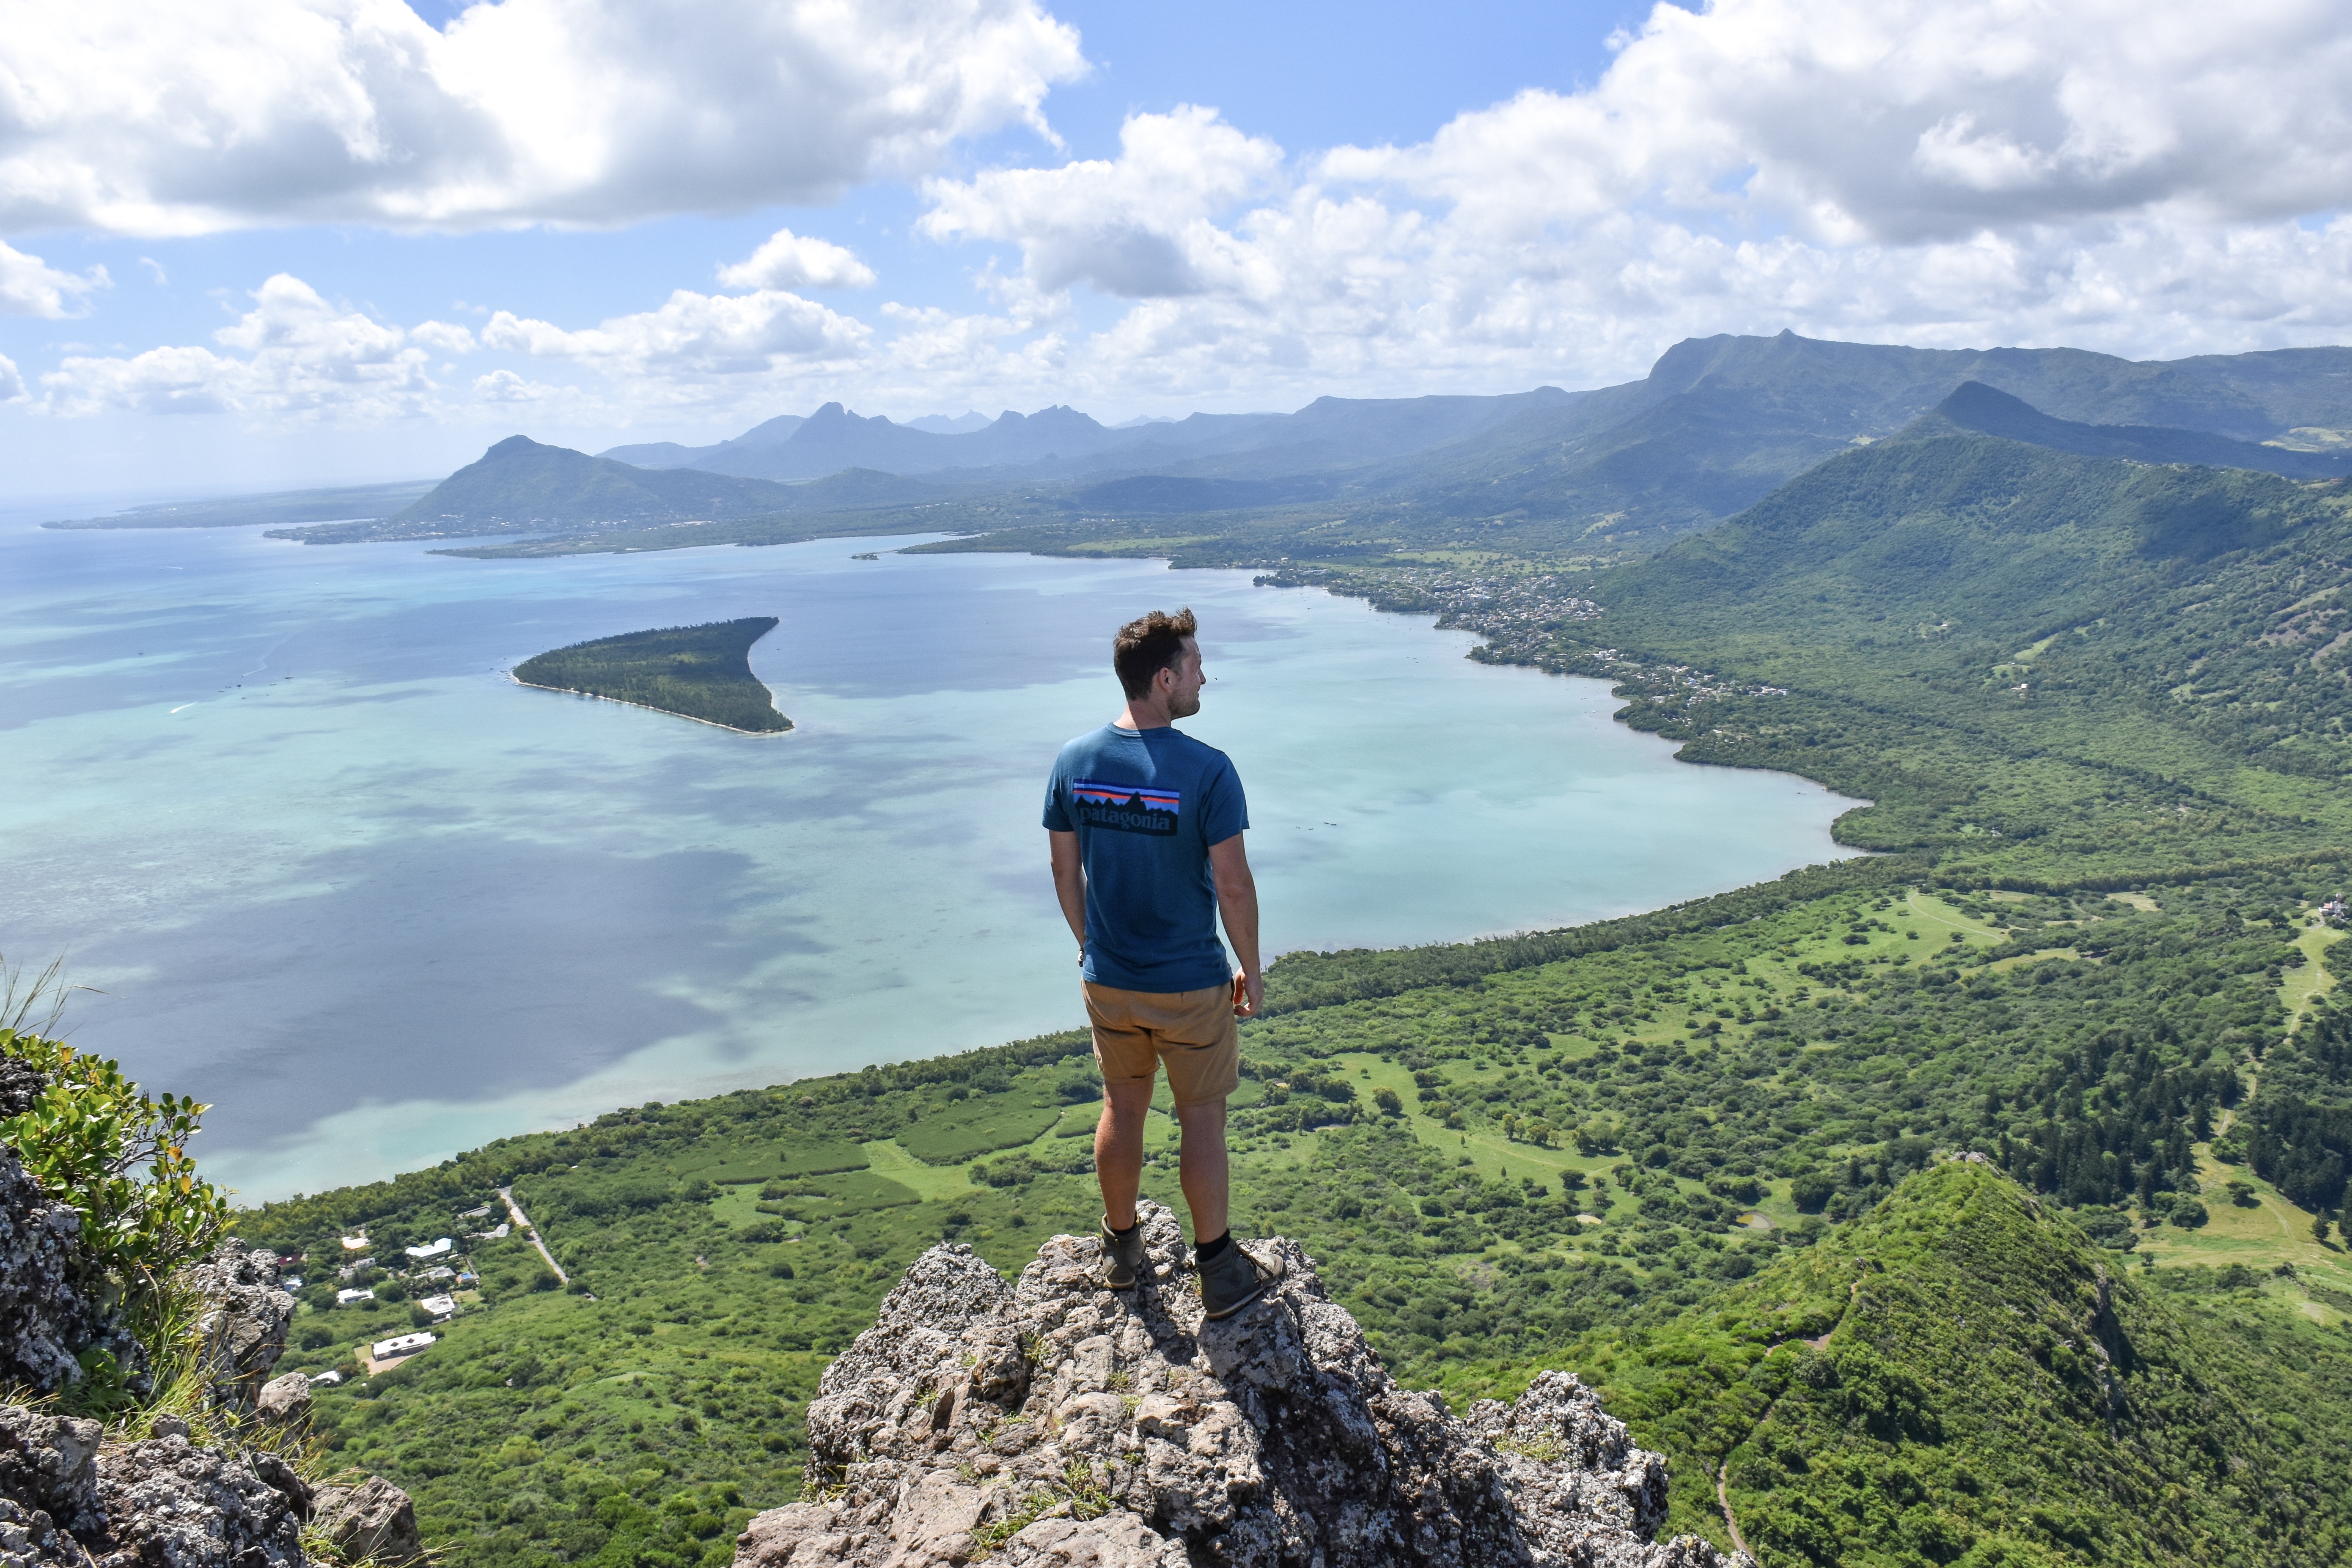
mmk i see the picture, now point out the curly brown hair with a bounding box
[1112,607,1198,698]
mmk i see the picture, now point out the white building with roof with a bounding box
[372,1332,435,1359]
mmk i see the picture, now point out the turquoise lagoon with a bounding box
[0,513,1857,1200]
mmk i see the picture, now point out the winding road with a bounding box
[497,1185,569,1285]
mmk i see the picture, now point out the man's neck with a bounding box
[1113,699,1175,730]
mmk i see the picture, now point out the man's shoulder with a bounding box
[1157,727,1236,774]
[1052,725,1117,765]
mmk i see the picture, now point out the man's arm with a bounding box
[1049,830,1087,961]
[1208,832,1262,1017]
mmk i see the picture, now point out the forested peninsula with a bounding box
[514,618,791,733]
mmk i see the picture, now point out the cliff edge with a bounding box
[736,1202,1740,1568]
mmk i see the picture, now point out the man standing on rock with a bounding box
[1044,607,1282,1319]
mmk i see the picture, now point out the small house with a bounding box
[404,1237,454,1260]
[336,1288,374,1305]
[340,1235,369,1251]
[372,1332,436,1360]
[418,1293,458,1318]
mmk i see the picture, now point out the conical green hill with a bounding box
[1570,1159,2352,1567]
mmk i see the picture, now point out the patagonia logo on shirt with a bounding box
[1071,778,1181,836]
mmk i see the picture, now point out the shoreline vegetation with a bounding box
[511,618,791,734]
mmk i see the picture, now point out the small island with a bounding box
[513,618,792,733]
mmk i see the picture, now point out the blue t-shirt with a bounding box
[1041,725,1248,993]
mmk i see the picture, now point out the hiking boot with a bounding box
[1099,1217,1147,1290]
[1196,1238,1284,1320]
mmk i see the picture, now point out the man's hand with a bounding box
[1232,970,1264,1018]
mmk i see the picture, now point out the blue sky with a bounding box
[2,0,2348,497]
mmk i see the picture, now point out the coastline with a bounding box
[508,672,794,736]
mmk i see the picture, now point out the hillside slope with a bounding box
[1577,1161,2352,1566]
[1897,381,2352,479]
[1423,429,2352,881]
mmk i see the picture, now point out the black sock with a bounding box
[1194,1231,1233,1263]
[1108,1218,1139,1239]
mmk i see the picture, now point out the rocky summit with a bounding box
[0,1161,423,1568]
[734,1203,1739,1568]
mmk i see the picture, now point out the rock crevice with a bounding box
[736,1203,1741,1568]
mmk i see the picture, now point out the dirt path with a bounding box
[1715,1269,1868,1555]
[497,1185,569,1285]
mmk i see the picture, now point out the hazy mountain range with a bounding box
[46,331,2352,547]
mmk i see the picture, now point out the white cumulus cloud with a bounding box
[1321,0,2352,243]
[481,288,871,377]
[41,273,437,417]
[921,105,1282,298]
[0,0,1085,235]
[902,0,2352,403]
[717,228,877,291]
[0,353,24,402]
[0,241,107,316]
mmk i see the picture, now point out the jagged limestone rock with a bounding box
[0,1495,77,1568]
[310,1475,423,1567]
[86,1434,310,1568]
[737,1203,1742,1568]
[0,1410,103,1539]
[255,1374,312,1428]
[179,1241,294,1415]
[0,1148,107,1395]
[0,1407,330,1568]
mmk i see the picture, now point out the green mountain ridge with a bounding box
[1899,382,2352,480]
[1587,1160,2352,1566]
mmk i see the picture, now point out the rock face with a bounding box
[0,1054,47,1119]
[0,1408,104,1538]
[86,1434,311,1568]
[735,1204,1739,1568]
[311,1475,425,1567]
[181,1241,295,1415]
[0,1145,107,1395]
[0,1411,320,1568]
[256,1373,312,1428]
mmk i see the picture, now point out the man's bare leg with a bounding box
[1096,1078,1154,1231]
[1173,1097,1229,1244]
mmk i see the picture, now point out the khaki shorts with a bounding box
[1084,979,1240,1107]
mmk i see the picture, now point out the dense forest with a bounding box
[513,619,790,734]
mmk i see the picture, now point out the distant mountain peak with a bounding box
[1902,379,2352,480]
